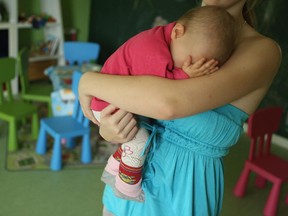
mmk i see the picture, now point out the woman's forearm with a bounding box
[80,71,245,119]
[80,72,179,119]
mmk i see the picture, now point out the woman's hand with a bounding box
[78,87,99,125]
[99,105,138,144]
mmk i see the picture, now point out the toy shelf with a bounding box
[0,0,64,93]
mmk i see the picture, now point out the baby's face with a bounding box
[171,33,211,68]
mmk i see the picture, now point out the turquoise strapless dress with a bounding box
[102,104,248,216]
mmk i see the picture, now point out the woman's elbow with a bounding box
[153,99,179,120]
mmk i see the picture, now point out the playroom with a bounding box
[0,0,287,216]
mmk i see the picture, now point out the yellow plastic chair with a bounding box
[0,57,39,152]
[18,48,53,116]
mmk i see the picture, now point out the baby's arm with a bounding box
[182,56,219,78]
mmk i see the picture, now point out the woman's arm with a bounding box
[79,36,281,120]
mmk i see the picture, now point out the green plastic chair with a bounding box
[18,48,53,116]
[0,57,39,152]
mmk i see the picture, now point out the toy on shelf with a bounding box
[18,12,56,29]
[29,34,59,58]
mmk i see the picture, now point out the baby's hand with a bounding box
[182,56,219,78]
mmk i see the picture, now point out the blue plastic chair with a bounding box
[35,70,92,171]
[64,41,101,66]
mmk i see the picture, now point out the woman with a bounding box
[79,0,281,215]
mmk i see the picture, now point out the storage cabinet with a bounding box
[0,0,64,92]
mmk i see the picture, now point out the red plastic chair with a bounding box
[233,106,288,216]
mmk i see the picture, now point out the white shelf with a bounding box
[0,0,64,58]
[0,22,12,29]
[0,0,64,94]
[17,22,61,29]
[29,55,62,62]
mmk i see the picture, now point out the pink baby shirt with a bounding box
[90,22,189,111]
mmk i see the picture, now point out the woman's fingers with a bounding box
[78,94,99,125]
[119,118,138,141]
[100,105,138,143]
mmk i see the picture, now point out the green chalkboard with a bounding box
[89,0,197,64]
[255,0,288,137]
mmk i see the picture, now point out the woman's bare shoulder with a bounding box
[247,35,280,57]
[228,27,281,82]
[238,27,281,65]
[229,28,282,114]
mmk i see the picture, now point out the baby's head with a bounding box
[170,6,238,67]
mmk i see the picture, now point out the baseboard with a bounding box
[243,123,288,150]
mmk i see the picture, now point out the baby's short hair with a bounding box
[177,6,238,65]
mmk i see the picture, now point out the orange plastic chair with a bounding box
[233,106,288,216]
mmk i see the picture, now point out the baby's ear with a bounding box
[171,23,185,40]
